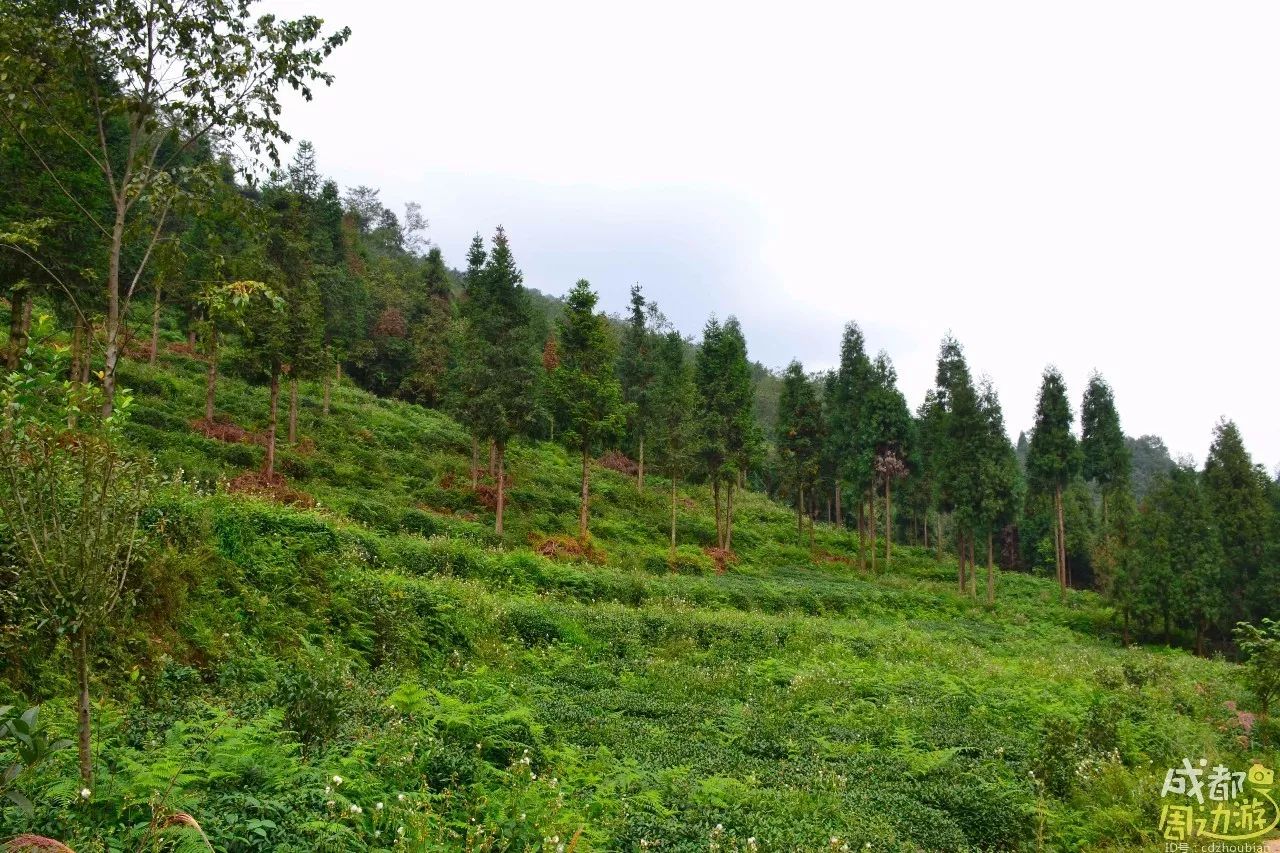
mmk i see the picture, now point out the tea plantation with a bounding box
[0,343,1268,851]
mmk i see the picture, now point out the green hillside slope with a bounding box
[0,338,1269,852]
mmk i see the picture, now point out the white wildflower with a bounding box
[350,804,362,814]
[376,802,384,810]
[79,788,91,800]
[333,775,344,786]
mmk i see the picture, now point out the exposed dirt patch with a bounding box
[703,547,738,574]
[597,450,637,476]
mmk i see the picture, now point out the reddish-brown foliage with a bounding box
[190,417,252,444]
[703,547,738,574]
[597,450,638,476]
[226,470,314,507]
[373,307,408,338]
[165,341,204,360]
[529,533,607,565]
[541,336,561,371]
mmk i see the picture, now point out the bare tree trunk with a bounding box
[835,483,843,529]
[1122,607,1129,645]
[637,436,644,492]
[102,201,127,416]
[857,497,866,571]
[265,366,280,480]
[288,377,299,444]
[1055,484,1067,598]
[204,328,218,423]
[79,320,92,386]
[322,369,332,416]
[471,437,479,489]
[969,537,977,597]
[986,529,995,605]
[884,477,893,568]
[936,514,944,561]
[495,442,506,536]
[70,316,84,384]
[725,478,735,551]
[73,629,92,786]
[713,479,723,549]
[670,476,678,555]
[149,279,162,364]
[923,510,929,548]
[579,445,590,539]
[797,487,804,544]
[489,440,497,477]
[826,496,832,524]
[870,487,878,574]
[6,288,33,369]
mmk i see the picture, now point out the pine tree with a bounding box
[975,378,1021,603]
[452,227,540,534]
[617,284,659,490]
[401,246,454,407]
[777,361,824,546]
[1081,373,1130,526]
[649,330,698,554]
[548,280,627,539]
[1203,419,1272,623]
[933,336,984,593]
[695,316,757,550]
[859,352,912,570]
[829,323,874,561]
[1026,367,1080,599]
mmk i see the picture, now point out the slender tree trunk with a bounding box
[70,316,83,383]
[6,288,33,368]
[969,537,977,597]
[857,498,866,571]
[670,476,678,555]
[1163,611,1171,646]
[579,445,590,539]
[489,440,497,477]
[725,478,735,551]
[288,377,299,444]
[1122,606,1129,645]
[835,483,843,529]
[713,479,723,549]
[471,437,479,489]
[958,532,966,593]
[870,488,878,574]
[73,629,92,786]
[637,436,644,492]
[79,320,91,385]
[1055,484,1067,597]
[101,199,130,416]
[265,366,280,480]
[187,327,196,349]
[204,327,218,423]
[936,514,944,562]
[1195,619,1204,656]
[149,279,162,364]
[884,477,892,568]
[495,443,506,536]
[986,530,995,605]
[322,369,332,416]
[1101,490,1109,531]
[797,487,805,544]
[923,510,930,549]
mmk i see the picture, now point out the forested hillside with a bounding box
[2,1,1280,851]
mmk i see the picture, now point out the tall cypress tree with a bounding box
[974,378,1021,602]
[1026,367,1080,598]
[859,352,912,571]
[454,227,539,535]
[695,316,756,550]
[548,279,626,539]
[649,330,698,554]
[777,361,824,546]
[830,323,873,560]
[617,284,659,490]
[933,336,984,592]
[1203,419,1271,623]
[1081,373,1130,526]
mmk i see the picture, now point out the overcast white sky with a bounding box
[266,0,1279,471]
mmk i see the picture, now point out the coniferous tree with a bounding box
[453,227,540,535]
[933,336,984,592]
[695,316,757,550]
[975,378,1021,603]
[400,246,454,408]
[1081,373,1130,526]
[649,330,698,553]
[776,361,824,546]
[548,280,627,539]
[1026,366,1080,598]
[617,284,659,490]
[829,323,874,561]
[1203,419,1272,623]
[859,353,912,570]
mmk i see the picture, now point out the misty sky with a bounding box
[264,0,1279,471]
